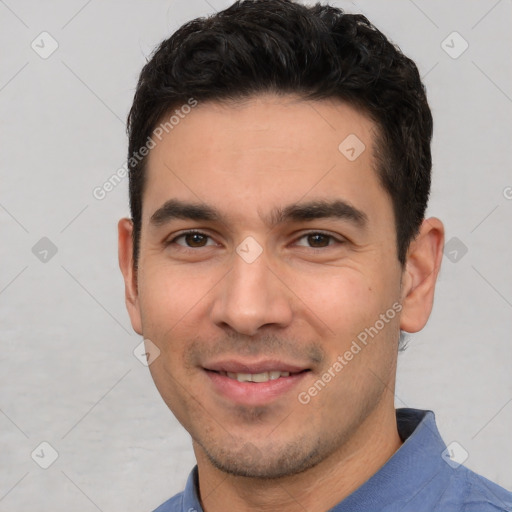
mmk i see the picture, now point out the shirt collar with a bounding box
[331,408,449,511]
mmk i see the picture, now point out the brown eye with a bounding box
[295,232,340,249]
[306,233,331,248]
[184,233,208,247]
[170,231,215,249]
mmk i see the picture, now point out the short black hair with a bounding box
[127,0,432,268]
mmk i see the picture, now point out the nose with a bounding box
[210,247,294,336]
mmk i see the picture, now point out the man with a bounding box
[118,1,512,510]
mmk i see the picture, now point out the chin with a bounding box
[200,437,325,479]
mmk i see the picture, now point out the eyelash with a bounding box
[166,229,344,251]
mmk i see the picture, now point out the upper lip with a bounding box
[204,359,309,374]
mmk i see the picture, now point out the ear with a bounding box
[400,217,444,333]
[118,218,143,335]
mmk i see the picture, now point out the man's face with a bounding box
[125,95,406,478]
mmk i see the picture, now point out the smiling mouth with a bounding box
[208,369,310,383]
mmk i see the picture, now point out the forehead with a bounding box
[142,94,391,231]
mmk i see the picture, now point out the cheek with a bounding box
[138,265,204,418]
[291,265,401,377]
[292,268,380,337]
[138,262,216,334]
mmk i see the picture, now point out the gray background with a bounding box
[1,0,511,510]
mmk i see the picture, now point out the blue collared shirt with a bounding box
[153,408,512,511]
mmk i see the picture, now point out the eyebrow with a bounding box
[149,198,368,229]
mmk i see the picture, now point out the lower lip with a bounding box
[204,370,308,406]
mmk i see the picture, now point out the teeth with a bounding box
[250,372,269,383]
[225,371,291,383]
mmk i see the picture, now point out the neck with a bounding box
[194,402,402,512]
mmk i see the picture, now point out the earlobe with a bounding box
[118,218,143,335]
[399,218,444,333]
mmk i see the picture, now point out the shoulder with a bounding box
[151,492,185,512]
[151,466,201,512]
[462,468,512,512]
[444,466,512,512]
